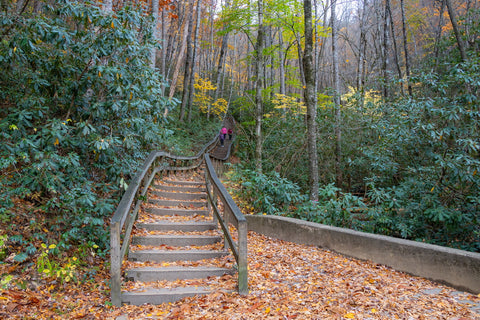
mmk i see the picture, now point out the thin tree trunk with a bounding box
[187,0,202,123]
[255,0,265,173]
[168,17,190,100]
[160,9,167,91]
[303,0,319,201]
[296,33,306,87]
[332,0,342,189]
[165,6,185,79]
[208,1,216,74]
[151,0,160,68]
[434,0,446,68]
[381,0,390,99]
[445,0,467,62]
[213,0,231,106]
[180,0,194,121]
[357,0,367,106]
[400,0,412,96]
[279,31,286,96]
[386,0,404,95]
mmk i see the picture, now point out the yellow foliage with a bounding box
[193,74,227,117]
[271,93,306,116]
[211,98,228,118]
[342,86,381,105]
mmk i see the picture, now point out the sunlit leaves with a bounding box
[193,74,228,118]
[271,93,306,117]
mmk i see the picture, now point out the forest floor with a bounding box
[0,203,479,320]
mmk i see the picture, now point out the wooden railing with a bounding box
[204,153,248,295]
[109,129,247,305]
[110,137,217,306]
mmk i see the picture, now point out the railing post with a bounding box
[238,219,248,295]
[110,220,122,306]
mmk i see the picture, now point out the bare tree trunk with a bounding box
[316,0,329,92]
[445,0,467,62]
[208,1,216,75]
[381,0,390,99]
[255,0,265,173]
[357,0,367,104]
[434,0,446,68]
[150,0,160,68]
[303,0,319,201]
[214,0,231,105]
[187,0,202,123]
[295,33,306,87]
[278,30,286,96]
[168,17,190,100]
[165,6,185,79]
[179,0,194,121]
[160,9,167,91]
[386,0,404,95]
[400,0,412,96]
[332,0,342,189]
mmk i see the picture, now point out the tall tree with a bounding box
[303,0,319,201]
[381,0,390,99]
[433,0,446,68]
[400,0,412,96]
[255,0,265,173]
[386,0,404,95]
[278,30,286,96]
[331,0,342,189]
[151,0,160,68]
[187,0,202,122]
[214,0,231,104]
[179,1,195,121]
[356,0,367,104]
[445,0,467,61]
[168,9,190,100]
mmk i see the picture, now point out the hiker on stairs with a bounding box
[219,126,227,147]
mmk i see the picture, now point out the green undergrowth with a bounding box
[227,165,480,253]
[0,1,221,272]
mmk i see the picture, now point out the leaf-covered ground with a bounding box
[1,228,479,319]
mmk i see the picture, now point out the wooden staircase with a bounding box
[121,170,235,305]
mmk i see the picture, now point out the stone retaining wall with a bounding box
[246,215,480,293]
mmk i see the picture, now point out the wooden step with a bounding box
[125,266,233,282]
[129,249,228,262]
[153,184,206,193]
[136,221,216,232]
[120,169,232,306]
[150,190,206,201]
[162,179,204,186]
[131,235,222,247]
[122,287,213,306]
[146,207,209,216]
[148,199,206,207]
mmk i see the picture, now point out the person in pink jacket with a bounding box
[219,126,227,147]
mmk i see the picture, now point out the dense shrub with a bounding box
[0,1,176,251]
